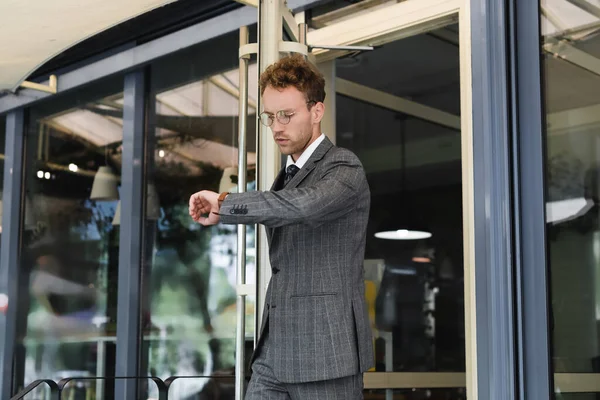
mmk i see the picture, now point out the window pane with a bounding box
[16,77,123,393]
[140,27,258,398]
[336,23,464,373]
[336,29,460,115]
[541,0,600,395]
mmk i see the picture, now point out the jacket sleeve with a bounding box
[218,150,366,228]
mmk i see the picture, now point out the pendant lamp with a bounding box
[90,166,119,201]
[375,116,432,241]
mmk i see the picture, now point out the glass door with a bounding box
[541,0,600,397]
[306,0,471,397]
[250,0,475,398]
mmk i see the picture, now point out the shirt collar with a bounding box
[286,134,326,170]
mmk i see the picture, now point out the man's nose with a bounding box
[271,119,285,133]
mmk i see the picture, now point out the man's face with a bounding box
[262,85,323,161]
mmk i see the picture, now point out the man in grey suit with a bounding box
[189,54,373,399]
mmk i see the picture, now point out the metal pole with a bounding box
[255,0,282,356]
[236,25,250,400]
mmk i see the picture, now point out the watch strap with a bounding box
[218,191,229,206]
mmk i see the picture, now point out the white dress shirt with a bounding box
[286,133,326,170]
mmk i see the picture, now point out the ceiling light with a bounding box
[158,150,165,158]
[68,163,78,172]
[375,229,432,240]
[412,256,431,263]
[90,166,119,201]
[546,197,593,224]
[44,172,50,180]
[37,170,44,179]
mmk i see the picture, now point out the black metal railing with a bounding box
[10,374,237,400]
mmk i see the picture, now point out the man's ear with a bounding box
[312,102,325,124]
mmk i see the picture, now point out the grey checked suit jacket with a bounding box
[219,137,374,383]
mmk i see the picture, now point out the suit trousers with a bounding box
[245,325,364,400]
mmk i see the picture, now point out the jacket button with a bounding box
[230,209,235,214]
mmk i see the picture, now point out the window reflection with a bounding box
[541,0,600,391]
[140,29,258,399]
[16,78,123,395]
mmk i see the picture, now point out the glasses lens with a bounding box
[276,111,290,125]
[259,113,273,126]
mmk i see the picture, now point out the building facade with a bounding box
[0,0,598,399]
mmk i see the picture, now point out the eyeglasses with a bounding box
[259,101,316,127]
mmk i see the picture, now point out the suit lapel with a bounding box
[285,137,334,190]
[271,167,286,191]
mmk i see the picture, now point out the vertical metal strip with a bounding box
[256,0,282,353]
[470,0,517,398]
[115,70,146,399]
[236,26,250,400]
[510,0,553,397]
[0,110,25,399]
[254,2,262,352]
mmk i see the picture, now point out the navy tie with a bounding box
[284,164,300,186]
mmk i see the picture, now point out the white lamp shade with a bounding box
[546,197,593,224]
[219,166,238,193]
[375,229,432,240]
[90,166,119,201]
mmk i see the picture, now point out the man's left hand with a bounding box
[189,190,220,226]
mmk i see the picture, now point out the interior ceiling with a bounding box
[44,63,258,176]
[0,0,180,93]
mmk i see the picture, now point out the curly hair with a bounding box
[259,54,326,106]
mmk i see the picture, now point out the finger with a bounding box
[189,194,197,209]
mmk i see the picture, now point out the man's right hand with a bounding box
[189,190,221,226]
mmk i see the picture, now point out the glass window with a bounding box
[541,0,600,396]
[15,77,124,394]
[335,22,464,376]
[140,27,258,399]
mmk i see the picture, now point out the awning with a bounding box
[0,0,176,93]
